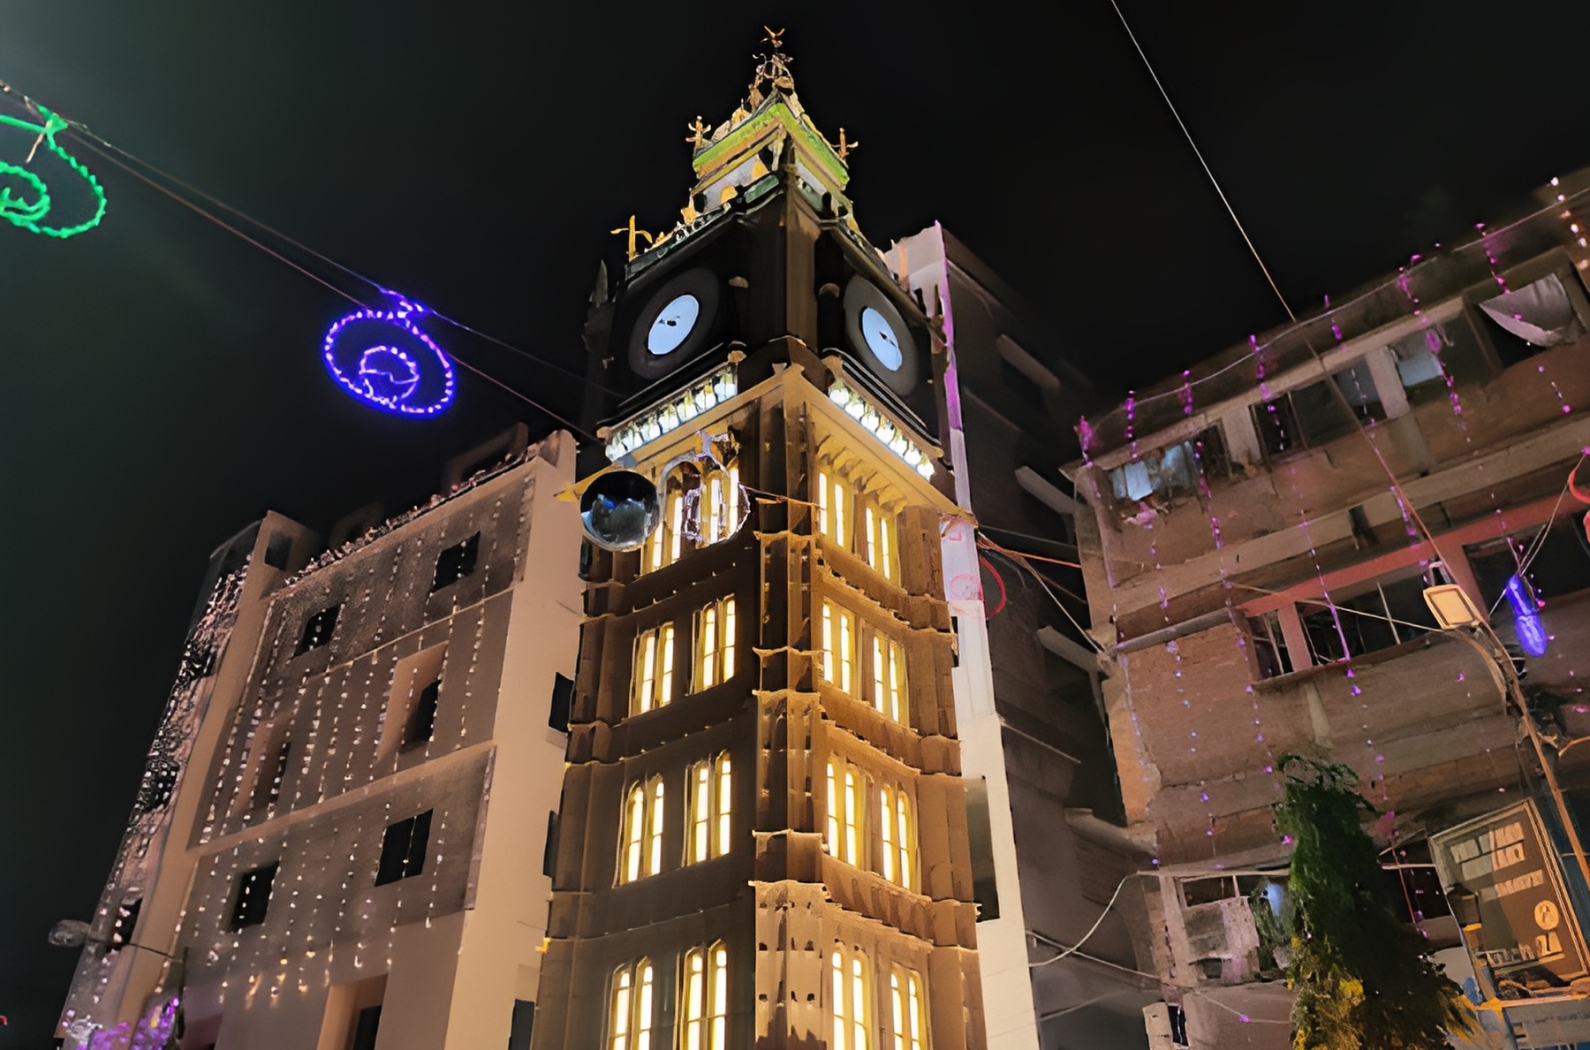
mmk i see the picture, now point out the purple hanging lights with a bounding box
[322,292,455,416]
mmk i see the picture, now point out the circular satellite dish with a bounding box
[581,471,663,552]
[49,919,91,948]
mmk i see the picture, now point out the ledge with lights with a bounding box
[825,378,934,480]
[602,365,739,463]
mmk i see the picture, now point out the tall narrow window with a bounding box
[878,787,915,890]
[889,968,925,1050]
[375,810,432,886]
[825,759,866,866]
[817,470,850,550]
[865,503,896,581]
[870,636,905,724]
[709,942,728,1048]
[229,862,277,930]
[406,680,440,746]
[296,603,340,654]
[609,961,655,1050]
[431,532,481,591]
[682,948,706,1050]
[632,623,676,714]
[686,753,734,865]
[832,947,871,1050]
[644,483,686,574]
[821,602,854,694]
[619,777,665,884]
[694,597,736,691]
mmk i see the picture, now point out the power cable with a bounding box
[68,135,599,442]
[65,121,615,394]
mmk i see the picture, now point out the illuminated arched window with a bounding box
[863,501,896,581]
[686,752,733,865]
[633,622,676,714]
[694,596,736,692]
[870,634,906,724]
[832,945,872,1050]
[822,601,855,694]
[824,758,866,867]
[817,468,851,550]
[699,462,742,545]
[644,475,685,574]
[619,776,666,884]
[889,967,925,1050]
[879,785,916,890]
[681,942,729,1050]
[609,959,655,1050]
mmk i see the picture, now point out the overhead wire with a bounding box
[65,120,615,394]
[66,134,600,442]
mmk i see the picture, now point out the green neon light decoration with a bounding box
[0,104,107,238]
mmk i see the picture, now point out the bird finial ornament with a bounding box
[836,128,858,161]
[764,26,785,50]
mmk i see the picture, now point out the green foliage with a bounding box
[1276,754,1471,1050]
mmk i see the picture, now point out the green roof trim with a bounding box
[692,100,850,189]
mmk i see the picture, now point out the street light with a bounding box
[1422,583,1590,891]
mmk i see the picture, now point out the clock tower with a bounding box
[534,40,986,1050]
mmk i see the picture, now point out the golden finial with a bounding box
[764,26,785,50]
[609,215,656,261]
[686,115,709,149]
[836,128,859,161]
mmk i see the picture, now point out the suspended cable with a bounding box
[69,135,599,441]
[65,122,615,394]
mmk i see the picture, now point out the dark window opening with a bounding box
[229,863,277,930]
[950,617,960,667]
[431,532,481,592]
[1254,365,1382,459]
[406,681,440,748]
[578,539,593,581]
[351,1005,382,1050]
[549,673,575,734]
[1250,611,1293,680]
[1109,426,1233,505]
[296,604,340,655]
[508,1000,535,1050]
[965,778,1000,921]
[542,811,559,878]
[1169,1004,1188,1048]
[263,530,294,571]
[375,810,433,886]
[1298,576,1437,664]
[107,898,141,952]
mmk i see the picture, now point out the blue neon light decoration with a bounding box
[1504,574,1549,658]
[322,293,455,416]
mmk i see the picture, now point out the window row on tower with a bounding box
[608,943,927,1050]
[619,754,733,884]
[815,462,899,582]
[632,596,738,715]
[641,458,743,575]
[821,599,909,726]
[609,942,730,1050]
[825,757,918,891]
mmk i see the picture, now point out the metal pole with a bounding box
[1447,626,1590,892]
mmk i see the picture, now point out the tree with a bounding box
[1277,754,1471,1050]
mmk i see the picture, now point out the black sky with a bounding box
[4,1,1590,1043]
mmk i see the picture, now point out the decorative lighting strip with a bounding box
[0,104,107,239]
[322,293,456,416]
[605,366,738,462]
[827,379,934,479]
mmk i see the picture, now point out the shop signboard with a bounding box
[1431,800,1587,983]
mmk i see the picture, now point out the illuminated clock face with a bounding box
[859,307,903,371]
[628,268,721,380]
[841,275,918,395]
[647,294,701,355]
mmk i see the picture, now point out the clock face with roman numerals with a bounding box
[627,268,721,380]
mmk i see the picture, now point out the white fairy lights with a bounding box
[826,379,934,480]
[604,366,739,462]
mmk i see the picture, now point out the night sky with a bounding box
[5,2,1590,1043]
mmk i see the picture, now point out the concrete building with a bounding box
[1064,169,1590,1047]
[530,46,988,1050]
[58,426,582,1050]
[889,227,1158,1050]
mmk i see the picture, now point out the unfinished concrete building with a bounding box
[1064,169,1590,1047]
[530,49,987,1050]
[888,226,1158,1050]
[59,427,582,1050]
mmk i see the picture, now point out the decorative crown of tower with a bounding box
[677,30,856,225]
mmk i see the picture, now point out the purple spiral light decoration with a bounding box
[322,293,455,416]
